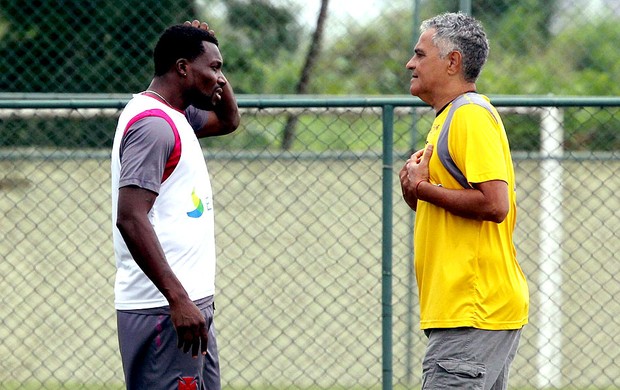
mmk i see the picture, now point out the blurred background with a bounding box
[1,0,619,96]
[0,1,619,389]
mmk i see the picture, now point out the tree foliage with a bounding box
[0,0,196,93]
[0,0,617,97]
[201,0,305,94]
[310,8,414,95]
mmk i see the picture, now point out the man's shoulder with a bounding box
[451,93,498,123]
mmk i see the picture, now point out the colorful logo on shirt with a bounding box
[187,188,204,218]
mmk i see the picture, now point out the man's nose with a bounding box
[406,57,415,69]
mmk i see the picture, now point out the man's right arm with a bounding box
[116,186,189,305]
[116,186,210,357]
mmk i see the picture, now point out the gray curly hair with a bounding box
[421,12,489,83]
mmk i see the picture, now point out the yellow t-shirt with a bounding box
[414,94,529,330]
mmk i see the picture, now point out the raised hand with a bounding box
[184,19,215,36]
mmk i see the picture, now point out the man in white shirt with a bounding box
[111,20,240,390]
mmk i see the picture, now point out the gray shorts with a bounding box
[422,327,522,390]
[117,296,220,390]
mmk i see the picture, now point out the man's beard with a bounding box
[188,90,215,111]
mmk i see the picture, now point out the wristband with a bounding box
[414,179,428,198]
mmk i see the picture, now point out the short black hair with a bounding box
[153,25,219,76]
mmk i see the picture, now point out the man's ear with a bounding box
[176,59,189,77]
[446,50,462,76]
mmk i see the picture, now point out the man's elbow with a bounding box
[220,112,241,135]
[116,210,139,236]
[115,215,130,235]
[476,182,510,223]
[229,112,241,132]
[486,204,509,223]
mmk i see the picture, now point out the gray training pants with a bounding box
[422,327,522,390]
[117,296,220,390]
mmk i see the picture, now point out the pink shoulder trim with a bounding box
[124,109,182,183]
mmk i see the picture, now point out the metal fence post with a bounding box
[459,0,472,15]
[382,104,394,390]
[536,106,565,388]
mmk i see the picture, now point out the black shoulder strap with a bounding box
[436,92,498,189]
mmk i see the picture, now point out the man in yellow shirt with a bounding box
[399,12,529,390]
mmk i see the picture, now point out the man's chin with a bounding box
[409,84,424,98]
[191,99,215,111]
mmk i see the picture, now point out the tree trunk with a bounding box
[281,0,329,150]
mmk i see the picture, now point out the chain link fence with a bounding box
[1,0,619,389]
[0,96,619,390]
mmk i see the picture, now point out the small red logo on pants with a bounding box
[178,376,197,390]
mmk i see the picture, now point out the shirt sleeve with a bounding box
[451,104,508,184]
[185,105,210,133]
[118,116,176,194]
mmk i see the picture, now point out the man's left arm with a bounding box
[188,81,240,138]
[403,144,510,223]
[184,20,240,138]
[424,105,509,222]
[196,81,240,138]
[417,179,509,222]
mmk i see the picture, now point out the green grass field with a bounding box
[1,155,618,389]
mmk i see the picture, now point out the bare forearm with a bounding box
[415,180,508,222]
[401,183,419,211]
[193,82,240,138]
[215,82,240,132]
[400,144,509,222]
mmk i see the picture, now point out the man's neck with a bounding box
[429,83,477,113]
[146,77,187,111]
